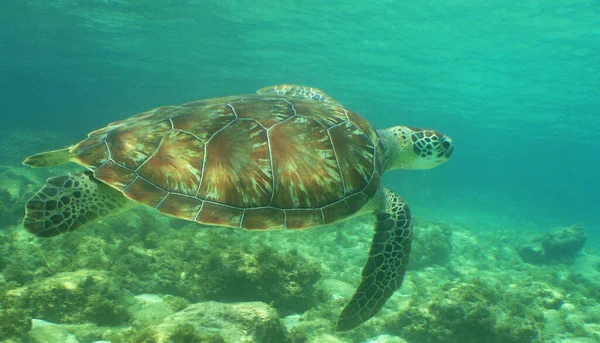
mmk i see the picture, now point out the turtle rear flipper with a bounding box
[23,147,72,167]
[24,171,135,237]
[336,188,413,331]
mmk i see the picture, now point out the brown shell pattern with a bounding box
[71,92,384,230]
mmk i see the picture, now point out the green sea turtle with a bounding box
[22,84,453,331]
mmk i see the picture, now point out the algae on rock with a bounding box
[153,301,287,343]
[11,270,130,326]
[518,224,587,264]
[409,220,452,270]
[0,281,32,342]
[384,277,548,343]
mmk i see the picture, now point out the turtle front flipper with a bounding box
[24,171,135,237]
[336,188,413,331]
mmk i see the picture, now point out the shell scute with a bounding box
[123,177,168,208]
[285,209,324,229]
[71,136,109,169]
[345,193,370,213]
[269,116,343,209]
[198,120,271,207]
[291,99,348,128]
[230,97,294,128]
[241,207,285,230]
[362,171,381,199]
[321,200,352,225]
[106,120,171,169]
[137,130,204,196]
[91,105,182,139]
[329,121,376,196]
[346,109,379,144]
[170,103,235,141]
[196,202,243,227]
[93,160,136,191]
[156,194,203,220]
[137,105,187,121]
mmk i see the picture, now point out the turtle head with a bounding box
[379,126,453,170]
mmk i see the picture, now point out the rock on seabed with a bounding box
[153,301,287,343]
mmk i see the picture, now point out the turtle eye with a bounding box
[441,137,452,149]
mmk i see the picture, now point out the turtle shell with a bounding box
[69,88,385,230]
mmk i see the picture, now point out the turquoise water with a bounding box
[1,1,599,341]
[3,1,598,233]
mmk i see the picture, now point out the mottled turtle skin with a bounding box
[69,85,384,230]
[22,84,454,331]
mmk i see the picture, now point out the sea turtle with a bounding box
[22,84,453,331]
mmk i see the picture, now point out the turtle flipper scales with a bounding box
[336,188,413,331]
[24,171,135,237]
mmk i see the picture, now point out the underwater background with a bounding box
[1,1,599,343]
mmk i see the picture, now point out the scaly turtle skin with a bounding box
[22,84,454,331]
